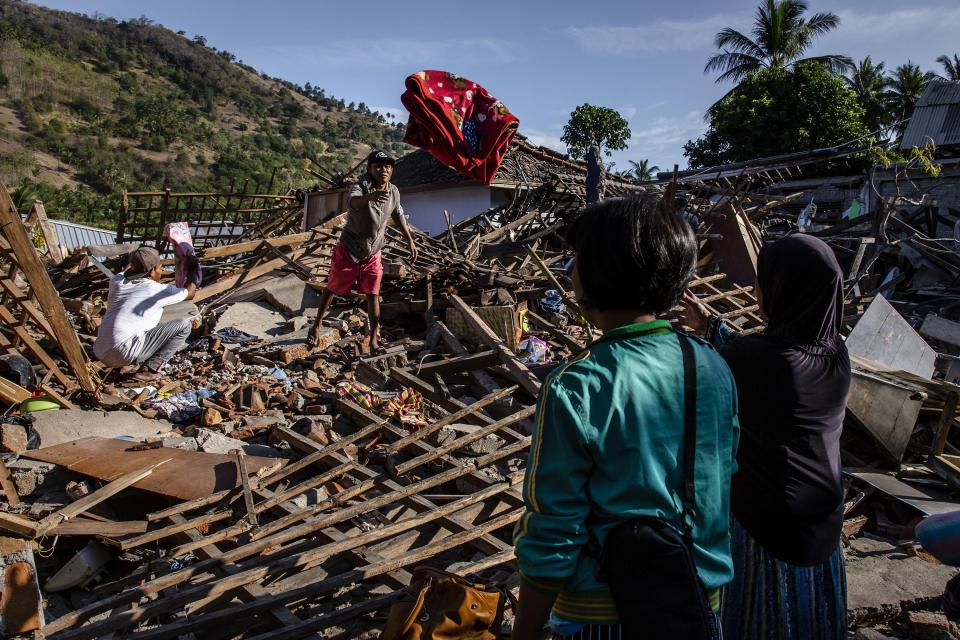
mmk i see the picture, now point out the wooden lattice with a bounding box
[118,189,302,249]
[0,184,98,396]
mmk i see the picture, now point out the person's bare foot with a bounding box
[306,325,320,348]
[131,369,160,383]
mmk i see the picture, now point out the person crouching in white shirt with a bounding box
[94,246,199,383]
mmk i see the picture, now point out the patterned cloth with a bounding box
[381,387,428,429]
[336,382,428,429]
[721,519,846,640]
[401,70,519,184]
[163,222,201,288]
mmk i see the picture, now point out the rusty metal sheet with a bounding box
[0,537,43,635]
[23,437,284,501]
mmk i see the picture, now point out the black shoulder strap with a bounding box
[677,331,697,543]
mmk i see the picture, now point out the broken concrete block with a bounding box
[292,416,332,446]
[846,548,957,626]
[0,536,44,635]
[282,317,310,335]
[263,274,321,316]
[162,436,199,451]
[5,459,63,497]
[906,611,958,640]
[436,424,505,457]
[853,629,898,640]
[192,428,280,458]
[30,410,172,448]
[289,487,328,509]
[215,301,286,339]
[0,424,28,454]
[201,408,223,427]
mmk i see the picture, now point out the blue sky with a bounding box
[31,0,960,172]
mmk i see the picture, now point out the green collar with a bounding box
[592,320,673,347]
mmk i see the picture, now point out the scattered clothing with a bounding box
[336,381,381,412]
[327,243,384,296]
[144,389,202,423]
[401,70,519,185]
[721,518,847,640]
[94,273,190,368]
[715,235,850,566]
[190,327,260,350]
[336,382,428,429]
[518,335,549,363]
[514,321,740,626]
[163,222,202,288]
[539,290,565,314]
[381,387,429,429]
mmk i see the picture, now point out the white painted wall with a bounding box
[400,186,492,235]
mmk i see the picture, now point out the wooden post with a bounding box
[25,201,62,263]
[0,458,20,507]
[0,183,98,393]
[447,295,541,397]
[932,392,960,458]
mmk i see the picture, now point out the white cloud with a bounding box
[259,37,517,68]
[833,6,960,41]
[523,128,566,154]
[564,14,745,55]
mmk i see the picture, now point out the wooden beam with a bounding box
[0,183,98,392]
[0,375,31,405]
[0,458,21,507]
[447,295,541,396]
[37,460,168,535]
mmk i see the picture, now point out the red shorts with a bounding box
[326,243,383,296]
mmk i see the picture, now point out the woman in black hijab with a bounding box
[684,234,851,640]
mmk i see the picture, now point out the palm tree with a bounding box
[937,54,960,81]
[626,159,660,182]
[705,0,852,84]
[885,62,937,135]
[845,56,890,135]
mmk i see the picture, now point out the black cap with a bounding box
[367,149,395,166]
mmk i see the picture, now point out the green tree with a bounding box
[624,159,660,182]
[561,104,631,160]
[705,0,851,84]
[937,54,960,81]
[885,62,937,136]
[684,63,868,168]
[845,56,890,135]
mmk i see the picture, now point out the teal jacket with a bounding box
[513,321,740,623]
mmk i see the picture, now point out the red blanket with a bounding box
[401,70,519,185]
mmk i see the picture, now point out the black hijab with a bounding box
[720,234,852,566]
[757,234,844,348]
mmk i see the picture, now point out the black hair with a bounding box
[566,195,697,313]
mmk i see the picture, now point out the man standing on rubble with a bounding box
[307,149,418,352]
[94,246,198,382]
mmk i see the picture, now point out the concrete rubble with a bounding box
[1,128,960,638]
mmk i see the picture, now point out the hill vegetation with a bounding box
[0,0,407,227]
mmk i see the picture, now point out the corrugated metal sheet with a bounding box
[48,219,117,252]
[900,80,960,149]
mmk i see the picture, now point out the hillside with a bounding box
[0,0,408,228]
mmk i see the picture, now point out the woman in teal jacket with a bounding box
[512,195,740,639]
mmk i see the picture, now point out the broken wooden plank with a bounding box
[0,457,20,507]
[448,295,541,396]
[0,183,98,392]
[0,375,32,405]
[234,451,259,529]
[37,460,169,536]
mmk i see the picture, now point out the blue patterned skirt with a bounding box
[721,518,847,640]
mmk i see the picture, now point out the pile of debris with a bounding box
[0,138,959,640]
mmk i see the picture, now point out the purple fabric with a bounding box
[719,235,851,566]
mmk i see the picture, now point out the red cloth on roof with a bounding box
[401,70,519,185]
